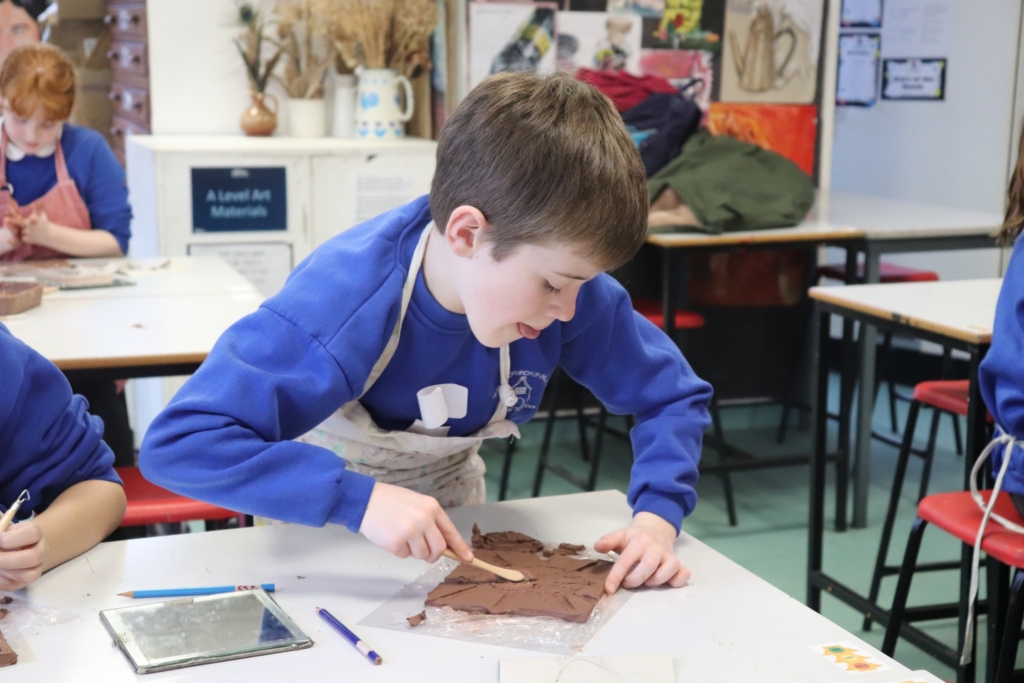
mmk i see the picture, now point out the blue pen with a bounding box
[118,583,276,598]
[316,606,382,666]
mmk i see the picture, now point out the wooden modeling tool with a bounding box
[442,549,526,582]
[0,491,29,533]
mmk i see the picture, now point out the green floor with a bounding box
[480,373,1018,681]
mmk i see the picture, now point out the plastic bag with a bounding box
[359,553,634,655]
[0,592,79,633]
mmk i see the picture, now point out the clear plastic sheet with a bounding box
[0,591,79,633]
[359,553,633,655]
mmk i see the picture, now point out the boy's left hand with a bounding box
[0,519,48,591]
[594,511,690,594]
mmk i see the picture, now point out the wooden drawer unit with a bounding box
[110,114,148,163]
[104,2,146,40]
[109,82,149,125]
[107,40,147,78]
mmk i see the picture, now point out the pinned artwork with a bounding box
[607,0,665,17]
[706,102,817,175]
[648,0,722,51]
[557,11,642,74]
[812,641,892,674]
[639,48,713,111]
[468,2,559,90]
[720,0,823,103]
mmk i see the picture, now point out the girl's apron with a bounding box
[297,223,520,507]
[0,127,92,262]
[960,428,1024,665]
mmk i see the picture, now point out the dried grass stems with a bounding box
[323,0,437,78]
[273,0,335,99]
[234,2,283,93]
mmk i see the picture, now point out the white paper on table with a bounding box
[416,383,468,429]
[0,226,16,255]
[500,654,675,683]
[837,33,880,105]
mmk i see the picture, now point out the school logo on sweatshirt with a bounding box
[497,370,549,413]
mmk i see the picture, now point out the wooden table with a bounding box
[808,279,999,682]
[1,491,912,682]
[0,256,262,381]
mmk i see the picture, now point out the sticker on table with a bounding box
[812,641,891,674]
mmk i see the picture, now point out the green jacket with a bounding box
[648,129,815,234]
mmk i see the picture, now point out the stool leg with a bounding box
[710,398,738,527]
[995,569,1024,683]
[939,347,965,456]
[865,400,922,631]
[950,413,964,456]
[882,516,929,656]
[776,403,792,444]
[986,559,1011,683]
[532,372,563,498]
[498,436,516,501]
[586,407,607,492]
[576,385,591,464]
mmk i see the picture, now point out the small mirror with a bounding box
[100,589,312,674]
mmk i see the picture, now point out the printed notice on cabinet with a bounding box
[354,174,416,224]
[187,242,293,298]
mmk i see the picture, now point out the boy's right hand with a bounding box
[0,519,48,590]
[359,482,474,564]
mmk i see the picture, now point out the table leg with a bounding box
[852,249,881,528]
[661,248,677,336]
[835,246,859,531]
[808,305,830,612]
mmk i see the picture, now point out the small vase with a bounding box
[331,72,357,138]
[355,67,413,140]
[240,92,278,136]
[287,98,326,138]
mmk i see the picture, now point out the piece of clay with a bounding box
[0,628,16,667]
[407,610,426,627]
[426,528,612,623]
[0,597,11,605]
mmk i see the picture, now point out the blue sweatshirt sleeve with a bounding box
[71,126,132,254]
[139,200,430,531]
[558,276,713,532]
[0,323,120,519]
[979,234,1024,495]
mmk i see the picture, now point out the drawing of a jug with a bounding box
[729,6,796,93]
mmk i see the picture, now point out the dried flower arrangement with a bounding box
[273,0,335,99]
[234,2,283,94]
[322,0,438,78]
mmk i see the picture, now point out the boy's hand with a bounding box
[0,520,48,590]
[359,482,475,564]
[18,209,51,247]
[594,511,690,594]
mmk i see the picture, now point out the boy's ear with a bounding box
[445,205,487,257]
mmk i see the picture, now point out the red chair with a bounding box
[116,467,244,529]
[865,381,992,630]
[883,490,1024,683]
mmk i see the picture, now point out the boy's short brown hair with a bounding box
[430,71,648,270]
[0,44,75,122]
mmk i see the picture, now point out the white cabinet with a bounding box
[126,136,437,297]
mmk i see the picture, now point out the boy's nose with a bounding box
[550,296,576,322]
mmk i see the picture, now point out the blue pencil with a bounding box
[316,606,382,666]
[118,583,276,598]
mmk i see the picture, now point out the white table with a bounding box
[2,491,912,682]
[0,256,262,381]
[808,281,999,680]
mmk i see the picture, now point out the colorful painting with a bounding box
[468,2,559,90]
[639,48,713,111]
[706,102,817,176]
[608,0,664,17]
[558,11,643,74]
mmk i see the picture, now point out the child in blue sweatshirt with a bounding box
[979,129,1024,518]
[141,71,712,594]
[0,322,126,590]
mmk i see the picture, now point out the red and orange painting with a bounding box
[706,103,818,176]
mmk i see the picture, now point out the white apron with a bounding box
[298,223,520,507]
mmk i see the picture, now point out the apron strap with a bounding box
[53,127,70,184]
[0,127,9,188]
[358,221,517,428]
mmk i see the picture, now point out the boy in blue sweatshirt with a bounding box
[979,131,1024,517]
[140,71,712,594]
[0,322,126,590]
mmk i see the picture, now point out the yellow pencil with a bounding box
[0,491,30,533]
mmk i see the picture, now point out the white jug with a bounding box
[355,68,414,140]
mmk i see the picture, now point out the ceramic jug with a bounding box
[240,92,277,136]
[355,68,414,140]
[729,7,796,93]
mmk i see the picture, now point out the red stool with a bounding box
[631,297,706,331]
[865,381,992,631]
[884,490,1024,682]
[817,261,940,284]
[117,467,243,529]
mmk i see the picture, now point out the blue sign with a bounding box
[191,167,287,233]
